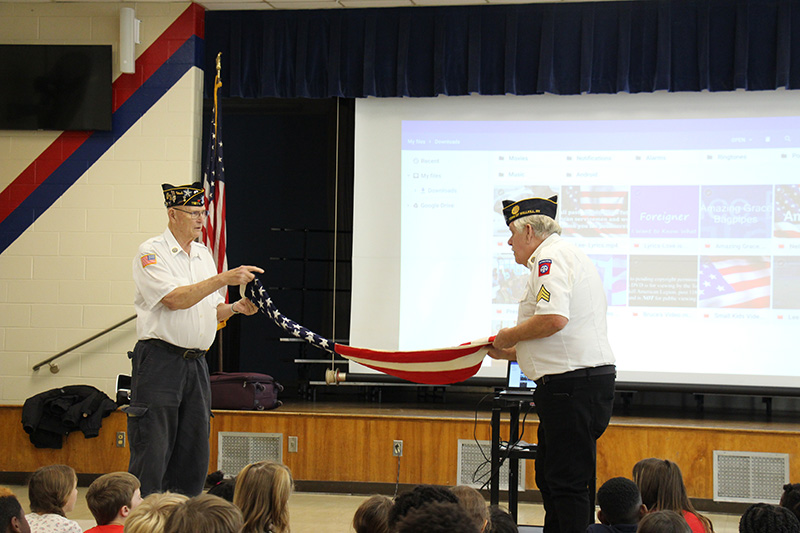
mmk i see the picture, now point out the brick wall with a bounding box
[0,2,203,404]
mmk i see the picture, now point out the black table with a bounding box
[489,390,537,522]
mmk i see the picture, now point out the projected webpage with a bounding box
[399,117,800,388]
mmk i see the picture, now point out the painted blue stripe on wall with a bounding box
[0,35,203,254]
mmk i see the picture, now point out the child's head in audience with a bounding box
[234,461,293,533]
[164,494,243,533]
[781,484,800,525]
[206,471,236,503]
[633,458,713,532]
[638,510,692,533]
[388,485,459,529]
[394,501,480,533]
[0,488,30,533]
[86,472,142,526]
[488,506,518,533]
[596,477,646,526]
[633,458,688,511]
[124,492,188,533]
[739,502,800,533]
[451,485,489,532]
[352,495,392,533]
[28,465,78,517]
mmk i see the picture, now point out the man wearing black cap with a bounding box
[488,195,616,533]
[128,182,263,496]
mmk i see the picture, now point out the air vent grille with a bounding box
[218,431,283,475]
[713,450,788,503]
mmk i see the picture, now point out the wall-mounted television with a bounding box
[0,45,112,132]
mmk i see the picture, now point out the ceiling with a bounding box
[5,0,619,12]
[198,0,611,11]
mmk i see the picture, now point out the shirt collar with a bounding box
[526,233,560,270]
[164,228,200,258]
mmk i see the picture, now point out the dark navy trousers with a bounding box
[126,339,211,496]
[534,372,615,533]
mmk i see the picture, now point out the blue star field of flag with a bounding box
[203,117,224,206]
[245,278,335,354]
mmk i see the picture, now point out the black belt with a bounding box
[144,338,207,360]
[535,364,615,387]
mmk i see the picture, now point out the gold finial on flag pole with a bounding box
[213,52,222,137]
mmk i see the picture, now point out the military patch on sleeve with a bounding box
[538,259,552,276]
[140,253,157,268]
[537,284,551,303]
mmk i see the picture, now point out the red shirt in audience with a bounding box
[84,525,123,533]
[682,510,706,533]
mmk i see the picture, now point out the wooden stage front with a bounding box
[2,400,798,507]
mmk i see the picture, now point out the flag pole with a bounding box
[215,52,224,372]
[204,52,228,372]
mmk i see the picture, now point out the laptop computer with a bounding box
[499,361,536,399]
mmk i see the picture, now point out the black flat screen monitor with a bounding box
[0,45,112,131]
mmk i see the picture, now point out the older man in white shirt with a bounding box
[489,195,616,533]
[129,182,262,496]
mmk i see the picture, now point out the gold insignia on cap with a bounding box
[501,195,558,225]
[162,183,205,208]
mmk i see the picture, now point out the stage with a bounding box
[3,398,798,513]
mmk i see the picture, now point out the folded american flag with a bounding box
[335,340,493,385]
[242,278,335,354]
[243,278,493,385]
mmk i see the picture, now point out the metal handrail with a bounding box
[32,314,137,373]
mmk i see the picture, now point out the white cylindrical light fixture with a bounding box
[120,7,140,74]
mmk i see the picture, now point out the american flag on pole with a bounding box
[243,278,493,385]
[203,52,227,277]
[698,256,771,309]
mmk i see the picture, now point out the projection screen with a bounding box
[350,90,800,392]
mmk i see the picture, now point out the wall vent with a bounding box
[218,432,283,475]
[713,450,789,503]
[457,439,525,491]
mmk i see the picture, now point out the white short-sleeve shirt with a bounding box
[133,228,224,350]
[515,233,615,380]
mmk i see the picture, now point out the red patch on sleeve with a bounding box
[538,259,552,276]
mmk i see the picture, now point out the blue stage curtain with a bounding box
[204,0,800,98]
